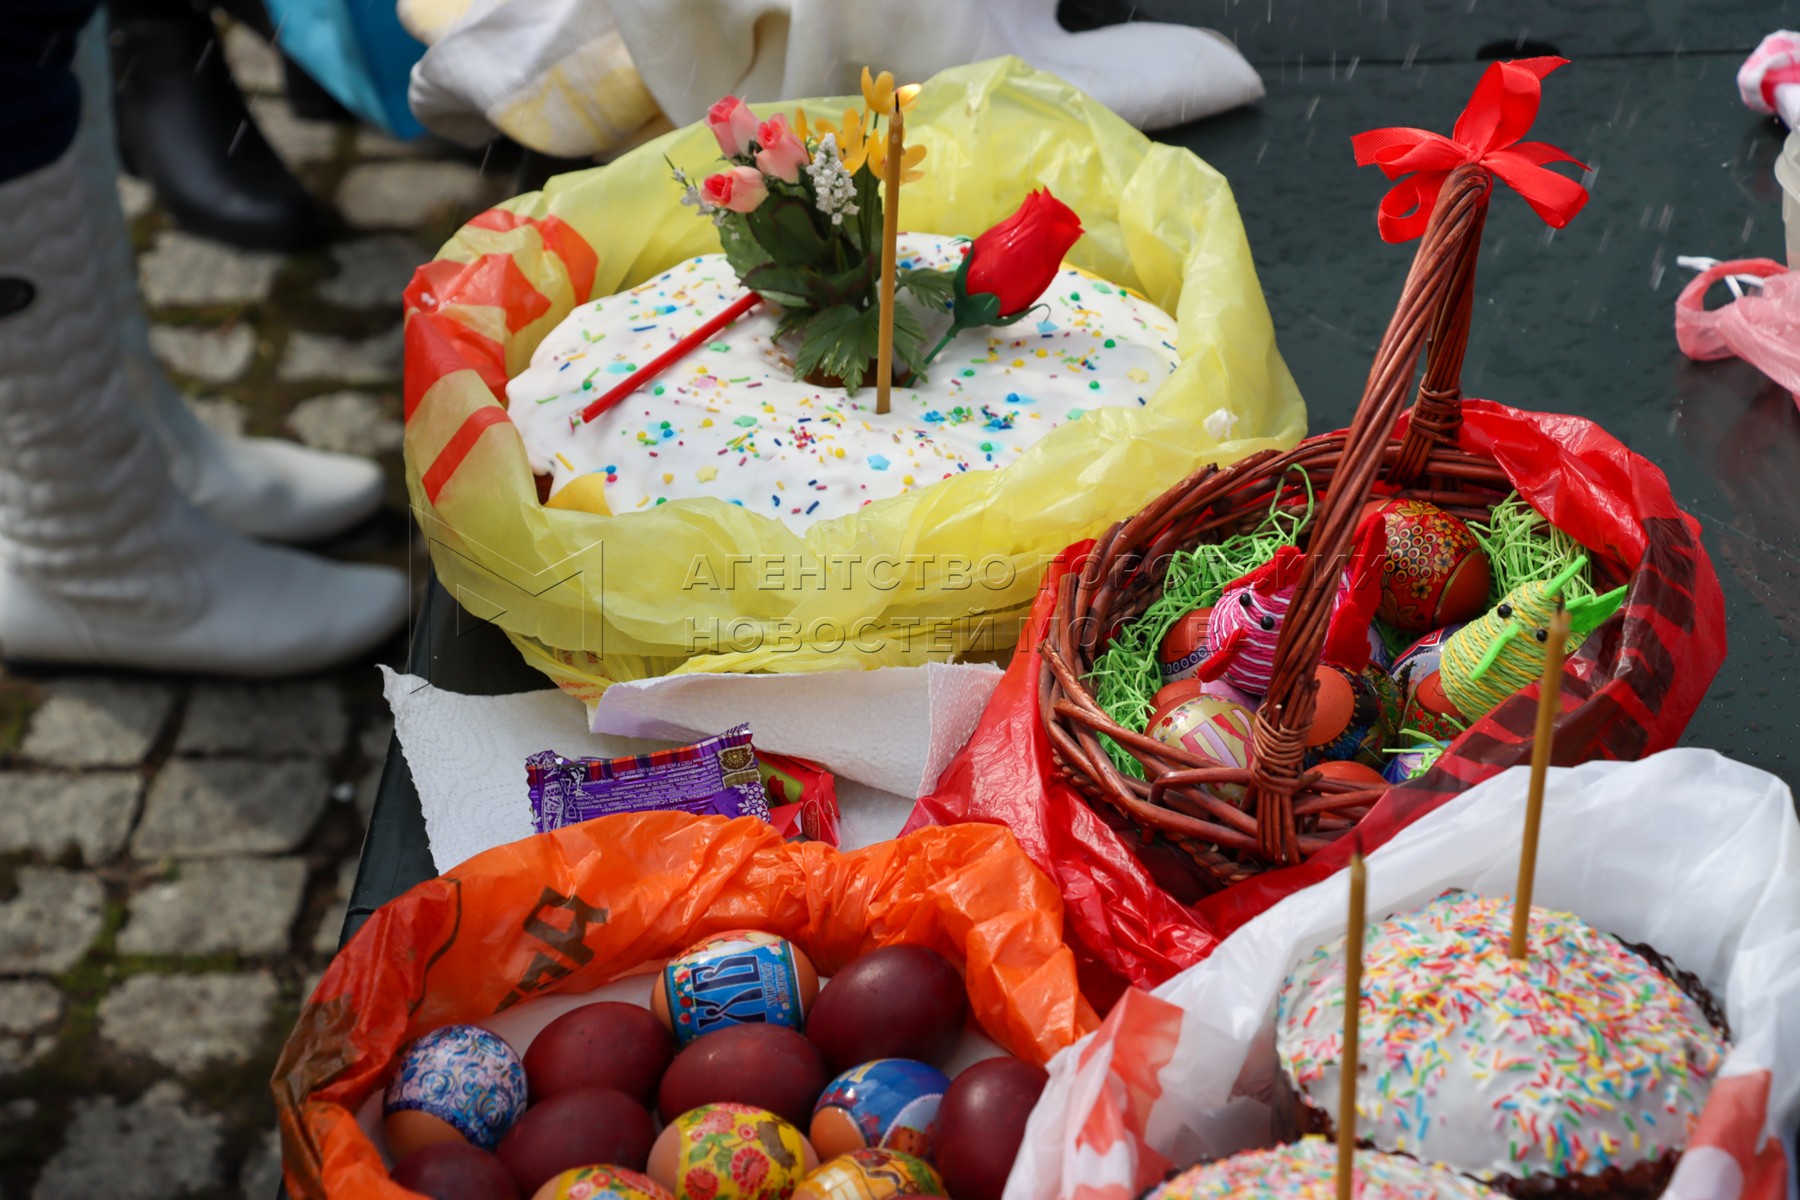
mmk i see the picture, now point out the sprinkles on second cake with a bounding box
[1146,1138,1499,1200]
[1274,890,1726,1187]
[505,233,1180,530]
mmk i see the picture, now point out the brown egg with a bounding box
[386,1110,476,1161]
[648,1104,817,1200]
[933,1058,1049,1200]
[657,1023,830,1127]
[523,1002,675,1107]
[650,931,819,1048]
[392,1143,521,1200]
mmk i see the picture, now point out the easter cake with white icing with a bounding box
[506,232,1180,531]
[1274,890,1727,1198]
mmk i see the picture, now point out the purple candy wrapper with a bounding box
[525,724,771,834]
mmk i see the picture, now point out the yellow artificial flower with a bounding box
[793,107,810,142]
[861,67,922,116]
[869,139,927,184]
[812,107,872,174]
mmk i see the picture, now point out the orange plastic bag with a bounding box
[273,813,1095,1200]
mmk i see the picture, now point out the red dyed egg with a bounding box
[1403,671,1467,742]
[1364,500,1491,632]
[1310,761,1387,788]
[1304,667,1357,749]
[658,1023,830,1127]
[805,945,968,1073]
[933,1058,1049,1200]
[1156,608,1212,683]
[495,1089,657,1197]
[392,1143,522,1200]
[524,1002,675,1107]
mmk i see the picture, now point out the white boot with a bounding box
[74,19,388,545]
[0,141,409,676]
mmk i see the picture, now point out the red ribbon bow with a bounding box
[1351,57,1589,243]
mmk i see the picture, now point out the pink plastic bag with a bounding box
[1675,257,1800,400]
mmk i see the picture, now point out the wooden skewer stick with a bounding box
[875,101,904,416]
[1336,848,1366,1200]
[1509,604,1571,960]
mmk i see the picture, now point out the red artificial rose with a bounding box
[963,188,1084,317]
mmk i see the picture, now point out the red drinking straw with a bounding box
[575,291,762,428]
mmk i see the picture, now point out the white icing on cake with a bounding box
[506,233,1179,530]
[1275,890,1726,1185]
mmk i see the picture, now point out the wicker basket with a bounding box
[1040,164,1573,893]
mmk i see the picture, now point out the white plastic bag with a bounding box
[1011,749,1800,1200]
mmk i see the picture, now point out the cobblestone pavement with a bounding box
[0,23,515,1199]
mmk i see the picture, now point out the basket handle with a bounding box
[1245,163,1493,866]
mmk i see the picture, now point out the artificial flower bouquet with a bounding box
[675,70,1083,392]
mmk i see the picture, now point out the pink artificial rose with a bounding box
[702,167,768,213]
[754,114,809,183]
[707,95,759,158]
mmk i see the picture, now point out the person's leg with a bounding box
[106,0,329,250]
[73,15,391,545]
[0,9,409,674]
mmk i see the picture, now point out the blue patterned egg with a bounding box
[810,1060,949,1163]
[1389,622,1467,697]
[383,1024,527,1157]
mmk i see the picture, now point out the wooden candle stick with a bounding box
[1508,603,1571,959]
[1337,848,1366,1200]
[875,102,904,416]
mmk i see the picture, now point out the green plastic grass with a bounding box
[1087,470,1314,779]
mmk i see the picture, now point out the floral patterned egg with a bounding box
[534,1165,676,1200]
[1364,499,1491,632]
[792,1149,945,1200]
[811,1060,950,1162]
[648,1103,817,1200]
[651,930,820,1048]
[382,1024,527,1156]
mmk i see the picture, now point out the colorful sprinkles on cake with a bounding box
[506,234,1179,530]
[1274,891,1725,1184]
[1145,1138,1499,1200]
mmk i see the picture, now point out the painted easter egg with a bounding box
[1363,500,1491,632]
[1149,676,1256,725]
[1303,666,1398,770]
[810,1060,950,1162]
[1401,671,1467,743]
[1389,622,1468,697]
[1147,695,1255,801]
[1156,607,1212,683]
[384,1025,528,1157]
[791,1150,944,1200]
[531,1166,672,1200]
[647,1104,817,1200]
[651,930,819,1048]
[1383,740,1449,785]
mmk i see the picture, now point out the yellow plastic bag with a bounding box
[402,55,1304,703]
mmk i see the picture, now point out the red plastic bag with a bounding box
[273,814,1096,1200]
[904,401,1727,994]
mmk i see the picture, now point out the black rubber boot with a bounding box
[107,0,331,250]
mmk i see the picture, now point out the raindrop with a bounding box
[1305,95,1321,121]
[1657,204,1674,233]
[1346,56,1360,81]
[1403,43,1419,68]
[1741,216,1756,242]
